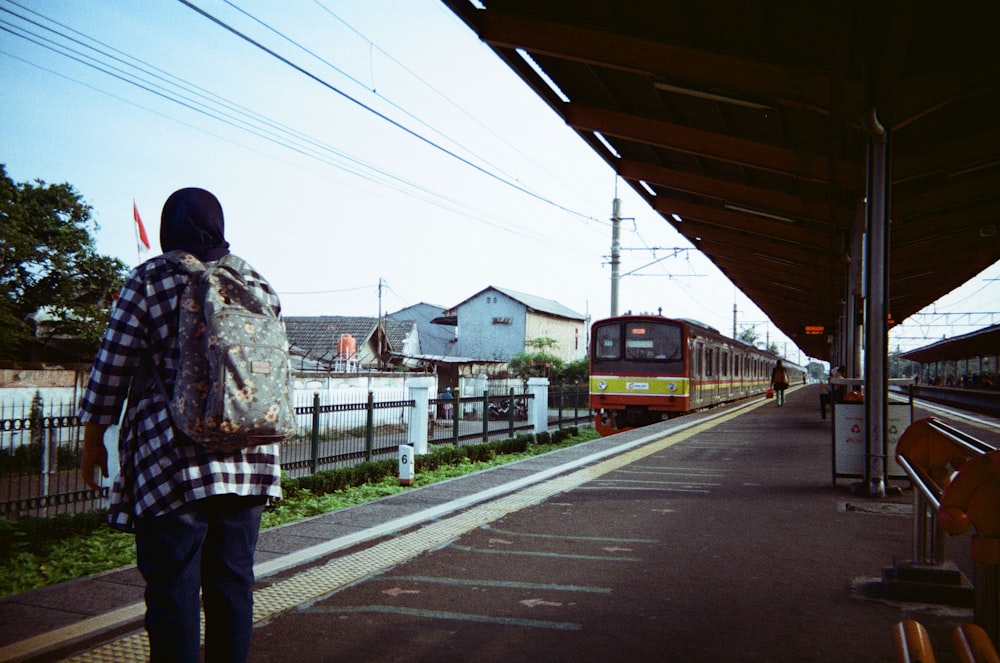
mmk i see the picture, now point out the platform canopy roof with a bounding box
[442,0,1000,361]
[901,324,1000,364]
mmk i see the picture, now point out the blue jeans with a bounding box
[135,494,266,663]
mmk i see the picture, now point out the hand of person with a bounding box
[81,422,110,491]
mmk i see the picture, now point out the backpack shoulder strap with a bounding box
[213,253,250,284]
[218,252,246,270]
[162,250,207,276]
[151,251,207,403]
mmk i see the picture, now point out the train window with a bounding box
[594,324,622,360]
[624,322,682,361]
[721,351,728,376]
[705,348,713,376]
[696,342,703,375]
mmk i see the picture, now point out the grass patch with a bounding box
[1,428,597,597]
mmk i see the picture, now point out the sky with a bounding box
[2,0,997,366]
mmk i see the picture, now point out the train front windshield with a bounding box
[593,320,684,373]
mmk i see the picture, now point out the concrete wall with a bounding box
[525,312,587,363]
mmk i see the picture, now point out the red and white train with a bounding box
[589,314,804,436]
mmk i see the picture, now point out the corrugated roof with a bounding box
[386,303,455,356]
[901,324,1000,364]
[445,286,585,321]
[492,286,585,320]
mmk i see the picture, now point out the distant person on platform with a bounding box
[770,359,790,407]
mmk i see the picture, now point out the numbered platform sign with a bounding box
[399,445,414,486]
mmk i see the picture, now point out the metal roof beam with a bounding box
[564,102,864,186]
[471,9,862,117]
[618,158,856,229]
[650,198,833,253]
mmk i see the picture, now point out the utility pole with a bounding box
[377,277,384,370]
[610,198,621,317]
[733,303,737,338]
[607,197,696,316]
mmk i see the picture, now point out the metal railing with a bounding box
[281,391,414,479]
[0,401,104,519]
[549,383,591,428]
[427,383,591,446]
[2,382,594,519]
[894,417,999,644]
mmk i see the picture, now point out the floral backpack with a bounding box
[154,251,296,451]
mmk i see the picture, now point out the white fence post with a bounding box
[407,377,433,455]
[527,377,549,435]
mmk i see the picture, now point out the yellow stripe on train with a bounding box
[590,376,690,396]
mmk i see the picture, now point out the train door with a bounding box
[704,345,716,402]
[694,341,704,406]
[721,349,730,400]
[734,350,743,397]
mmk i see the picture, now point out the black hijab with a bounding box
[159,188,230,261]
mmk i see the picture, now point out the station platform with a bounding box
[0,385,987,662]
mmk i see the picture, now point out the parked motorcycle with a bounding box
[488,398,528,421]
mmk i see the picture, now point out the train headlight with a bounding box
[597,380,607,390]
[667,382,677,392]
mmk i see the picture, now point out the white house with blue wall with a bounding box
[441,286,588,363]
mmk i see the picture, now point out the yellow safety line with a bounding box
[51,402,763,662]
[0,603,146,663]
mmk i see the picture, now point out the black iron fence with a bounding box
[281,391,413,478]
[1,383,592,520]
[0,401,103,520]
[429,384,533,446]
[549,383,591,427]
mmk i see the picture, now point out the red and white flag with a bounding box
[133,201,151,251]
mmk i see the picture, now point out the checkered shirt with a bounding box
[78,254,283,531]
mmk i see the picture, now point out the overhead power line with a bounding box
[0,0,595,252]
[2,0,606,254]
[176,0,592,222]
[309,0,596,207]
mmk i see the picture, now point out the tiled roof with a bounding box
[284,316,413,359]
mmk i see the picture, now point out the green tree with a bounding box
[738,327,759,346]
[806,361,826,382]
[0,165,128,361]
[553,357,589,384]
[508,351,564,379]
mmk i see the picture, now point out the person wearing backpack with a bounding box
[771,359,790,407]
[79,188,286,663]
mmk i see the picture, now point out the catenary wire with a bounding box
[175,0,593,222]
[0,8,588,251]
[2,0,608,251]
[220,0,521,191]
[310,0,598,207]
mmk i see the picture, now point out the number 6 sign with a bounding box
[399,445,414,486]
